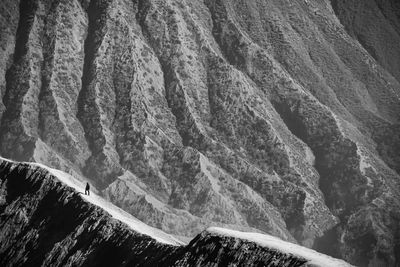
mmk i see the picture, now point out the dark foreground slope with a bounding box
[0,158,351,267]
[0,158,178,267]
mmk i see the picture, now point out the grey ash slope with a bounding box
[0,0,399,266]
[0,158,179,267]
[0,158,351,267]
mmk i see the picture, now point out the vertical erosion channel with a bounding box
[0,0,39,161]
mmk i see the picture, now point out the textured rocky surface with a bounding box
[0,0,399,266]
[0,158,178,266]
[0,158,351,267]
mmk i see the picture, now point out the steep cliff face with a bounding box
[0,158,351,266]
[0,0,399,266]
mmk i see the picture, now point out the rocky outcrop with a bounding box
[0,0,399,266]
[0,158,351,266]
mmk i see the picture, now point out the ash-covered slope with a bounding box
[0,0,399,266]
[0,157,181,266]
[0,158,352,267]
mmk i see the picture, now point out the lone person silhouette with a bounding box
[85,182,90,196]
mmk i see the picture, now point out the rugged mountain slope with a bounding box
[0,158,179,267]
[331,0,400,83]
[0,0,399,266]
[0,157,352,266]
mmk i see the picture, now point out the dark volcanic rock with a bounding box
[0,159,179,267]
[162,231,308,267]
[0,158,351,267]
[0,0,399,266]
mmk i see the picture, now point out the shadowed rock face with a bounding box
[0,0,399,266]
[0,158,336,267]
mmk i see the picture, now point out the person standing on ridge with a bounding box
[85,182,90,196]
